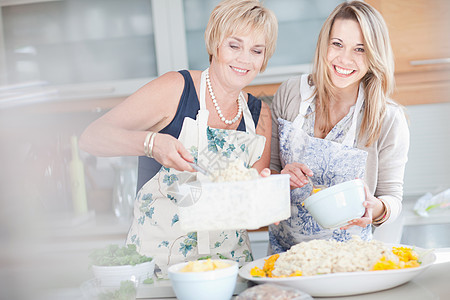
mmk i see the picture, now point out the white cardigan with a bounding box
[270,76,410,225]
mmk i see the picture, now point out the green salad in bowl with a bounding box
[89,244,153,266]
[89,244,155,287]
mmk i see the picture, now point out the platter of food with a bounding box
[239,238,436,297]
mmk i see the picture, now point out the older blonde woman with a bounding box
[80,0,277,273]
[269,1,409,253]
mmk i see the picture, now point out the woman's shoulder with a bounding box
[271,75,303,121]
[384,99,408,124]
[278,75,302,92]
[378,99,409,140]
[147,71,185,89]
[156,70,201,84]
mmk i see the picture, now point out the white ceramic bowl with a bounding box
[168,260,238,300]
[303,179,366,229]
[92,260,155,286]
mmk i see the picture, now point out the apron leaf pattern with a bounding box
[163,174,178,186]
[223,144,236,158]
[167,194,176,204]
[145,207,155,219]
[179,232,198,257]
[243,249,253,262]
[171,214,179,226]
[158,241,169,248]
[207,127,227,152]
[129,234,140,246]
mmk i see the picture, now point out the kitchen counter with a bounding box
[134,249,450,300]
[33,247,450,300]
[131,248,450,300]
[28,201,450,300]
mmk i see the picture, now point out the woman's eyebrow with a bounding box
[331,37,364,46]
[228,36,266,48]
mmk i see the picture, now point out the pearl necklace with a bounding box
[205,69,242,125]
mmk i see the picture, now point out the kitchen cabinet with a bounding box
[366,0,450,105]
[0,0,345,108]
[2,0,447,107]
[0,0,188,104]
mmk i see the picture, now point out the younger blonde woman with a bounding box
[269,1,409,253]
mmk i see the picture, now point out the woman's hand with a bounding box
[152,133,195,172]
[280,162,313,189]
[340,180,383,230]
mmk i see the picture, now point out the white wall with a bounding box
[402,102,450,197]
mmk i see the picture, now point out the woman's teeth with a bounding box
[231,66,247,73]
[335,66,354,75]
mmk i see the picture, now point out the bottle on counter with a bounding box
[112,157,138,223]
[69,135,88,215]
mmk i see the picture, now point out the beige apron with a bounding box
[126,69,266,275]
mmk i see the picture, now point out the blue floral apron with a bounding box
[126,69,266,275]
[269,74,371,254]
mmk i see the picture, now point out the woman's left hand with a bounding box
[340,180,382,230]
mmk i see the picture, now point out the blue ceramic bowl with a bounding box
[303,179,366,229]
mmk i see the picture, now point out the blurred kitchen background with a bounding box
[0,0,448,299]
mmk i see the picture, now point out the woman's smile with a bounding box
[334,65,355,76]
[230,65,249,74]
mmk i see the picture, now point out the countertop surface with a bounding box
[29,198,450,300]
[32,245,450,300]
[79,249,449,300]
[134,249,450,300]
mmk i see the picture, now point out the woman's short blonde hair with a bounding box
[205,0,278,72]
[311,1,395,147]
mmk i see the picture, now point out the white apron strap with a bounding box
[342,84,364,147]
[293,74,314,129]
[240,91,256,134]
[296,73,364,147]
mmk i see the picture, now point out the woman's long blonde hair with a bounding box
[311,1,395,147]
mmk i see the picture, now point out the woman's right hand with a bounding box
[151,133,195,172]
[281,162,313,189]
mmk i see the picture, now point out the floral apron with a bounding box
[269,74,371,254]
[126,69,266,275]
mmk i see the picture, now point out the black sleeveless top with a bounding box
[136,70,262,192]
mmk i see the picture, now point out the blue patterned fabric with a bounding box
[269,115,371,254]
